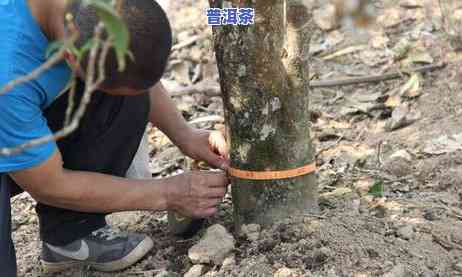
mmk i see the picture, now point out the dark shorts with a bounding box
[0,81,150,276]
[0,174,17,277]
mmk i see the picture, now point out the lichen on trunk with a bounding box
[210,0,318,230]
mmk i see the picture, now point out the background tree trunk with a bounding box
[210,0,318,230]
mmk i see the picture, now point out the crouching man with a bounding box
[0,0,229,276]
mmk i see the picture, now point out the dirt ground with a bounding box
[11,0,462,276]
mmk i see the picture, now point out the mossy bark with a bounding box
[210,0,318,230]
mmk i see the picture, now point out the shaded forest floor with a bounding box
[12,0,462,276]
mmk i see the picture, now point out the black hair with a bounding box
[69,0,172,90]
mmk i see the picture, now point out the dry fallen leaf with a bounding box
[392,38,412,61]
[400,0,424,9]
[369,32,390,49]
[377,8,402,28]
[385,93,402,108]
[172,61,193,86]
[399,73,421,98]
[322,45,368,60]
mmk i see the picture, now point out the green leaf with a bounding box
[77,38,96,61]
[45,40,65,58]
[84,0,130,71]
[368,179,384,198]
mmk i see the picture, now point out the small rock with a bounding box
[385,104,420,132]
[188,224,235,265]
[395,183,410,192]
[314,247,332,264]
[383,264,408,277]
[371,204,387,218]
[454,262,462,272]
[423,133,462,155]
[313,4,338,31]
[421,271,436,277]
[326,268,338,277]
[384,150,413,177]
[377,8,402,28]
[241,224,261,242]
[423,208,442,221]
[385,158,412,177]
[438,166,462,191]
[274,267,301,277]
[400,0,423,8]
[239,256,273,277]
[185,265,206,277]
[221,255,236,272]
[202,271,219,277]
[155,271,180,277]
[389,150,412,161]
[397,225,415,240]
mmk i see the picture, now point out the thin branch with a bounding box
[0,52,63,96]
[0,24,109,157]
[64,77,77,126]
[0,34,77,97]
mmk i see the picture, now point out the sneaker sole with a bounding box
[42,236,154,273]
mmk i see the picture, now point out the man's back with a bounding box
[0,0,71,172]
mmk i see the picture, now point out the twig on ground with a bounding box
[304,213,327,219]
[171,34,201,52]
[128,269,162,275]
[189,115,224,125]
[310,62,446,88]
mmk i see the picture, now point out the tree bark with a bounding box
[210,0,318,230]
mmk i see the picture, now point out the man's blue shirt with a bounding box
[0,0,71,173]
[0,1,71,275]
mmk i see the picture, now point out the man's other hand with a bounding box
[178,128,229,170]
[166,171,229,218]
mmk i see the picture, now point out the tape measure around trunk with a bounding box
[228,162,316,180]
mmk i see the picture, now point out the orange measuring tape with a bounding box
[228,162,316,180]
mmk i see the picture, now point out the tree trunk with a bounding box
[210,0,318,230]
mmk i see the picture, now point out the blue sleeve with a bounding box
[0,85,57,173]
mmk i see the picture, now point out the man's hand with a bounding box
[148,83,229,169]
[178,128,229,170]
[166,171,228,218]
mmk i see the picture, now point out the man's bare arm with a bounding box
[149,82,192,148]
[149,82,229,169]
[10,150,168,213]
[10,150,227,217]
